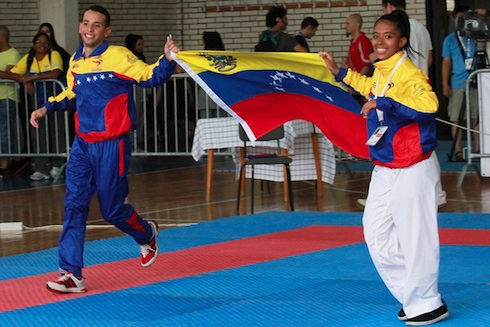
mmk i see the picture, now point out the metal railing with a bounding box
[0,74,231,167]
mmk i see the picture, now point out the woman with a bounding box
[125,34,146,62]
[38,23,71,83]
[8,32,65,181]
[321,10,447,326]
[203,31,225,50]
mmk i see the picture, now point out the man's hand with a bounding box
[30,107,48,128]
[164,35,181,61]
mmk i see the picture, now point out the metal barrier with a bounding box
[0,74,231,174]
[129,73,231,156]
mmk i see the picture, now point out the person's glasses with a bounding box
[35,40,49,45]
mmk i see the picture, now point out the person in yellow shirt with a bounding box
[0,25,21,179]
[8,32,64,181]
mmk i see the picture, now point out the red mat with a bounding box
[0,225,488,313]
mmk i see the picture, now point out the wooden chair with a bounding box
[236,124,294,214]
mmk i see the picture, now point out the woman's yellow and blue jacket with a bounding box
[337,51,439,168]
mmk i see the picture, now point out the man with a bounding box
[342,13,373,76]
[0,26,20,179]
[30,5,180,293]
[442,5,480,162]
[382,0,433,73]
[294,16,319,52]
[359,0,447,209]
[257,6,308,52]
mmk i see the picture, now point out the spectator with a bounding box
[197,31,225,118]
[125,34,146,62]
[30,5,180,293]
[294,16,319,52]
[257,6,308,52]
[8,32,65,181]
[203,31,225,50]
[38,23,71,85]
[442,5,480,161]
[0,25,21,179]
[381,0,433,74]
[342,13,373,76]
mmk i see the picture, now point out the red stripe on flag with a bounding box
[232,93,369,159]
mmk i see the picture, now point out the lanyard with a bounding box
[373,51,407,124]
[457,32,472,59]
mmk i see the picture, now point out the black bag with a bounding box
[254,31,279,52]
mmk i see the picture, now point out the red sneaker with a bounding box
[46,271,86,293]
[140,220,159,267]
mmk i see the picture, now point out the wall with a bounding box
[178,0,428,60]
[0,0,428,63]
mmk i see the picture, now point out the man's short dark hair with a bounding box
[453,5,471,18]
[301,17,319,29]
[382,0,406,11]
[266,6,287,27]
[86,5,111,27]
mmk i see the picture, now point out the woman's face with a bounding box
[39,26,52,38]
[34,35,50,55]
[371,20,407,61]
[135,38,144,54]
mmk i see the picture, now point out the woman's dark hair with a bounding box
[125,34,146,62]
[203,31,225,50]
[375,10,420,58]
[266,6,287,28]
[38,23,59,48]
[26,32,52,72]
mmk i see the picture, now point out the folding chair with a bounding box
[236,124,294,214]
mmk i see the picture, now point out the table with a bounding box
[191,117,336,201]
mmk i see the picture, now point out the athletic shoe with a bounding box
[46,271,86,293]
[30,171,51,181]
[50,166,61,179]
[405,302,449,326]
[140,220,159,267]
[437,190,447,208]
[357,198,367,207]
[357,197,447,209]
[398,308,407,321]
[0,168,6,180]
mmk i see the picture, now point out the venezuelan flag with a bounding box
[173,51,369,159]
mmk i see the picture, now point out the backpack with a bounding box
[254,31,280,52]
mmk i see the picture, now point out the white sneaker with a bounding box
[50,166,61,179]
[30,171,51,181]
[357,198,367,207]
[438,190,447,208]
[46,271,87,293]
[357,196,447,209]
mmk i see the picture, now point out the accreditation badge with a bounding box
[366,126,388,146]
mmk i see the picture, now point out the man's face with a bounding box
[276,15,288,30]
[344,17,356,36]
[305,26,317,39]
[79,10,111,49]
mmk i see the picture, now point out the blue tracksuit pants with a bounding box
[58,135,153,277]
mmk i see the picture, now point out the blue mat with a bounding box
[1,212,489,326]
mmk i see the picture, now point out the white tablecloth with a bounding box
[191,117,336,184]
